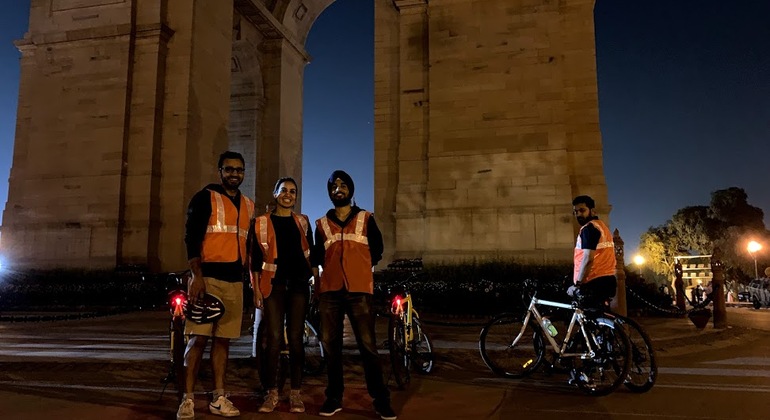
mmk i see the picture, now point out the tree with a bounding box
[638,187,769,282]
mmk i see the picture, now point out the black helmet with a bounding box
[185,293,226,324]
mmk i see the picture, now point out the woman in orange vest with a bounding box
[251,177,315,414]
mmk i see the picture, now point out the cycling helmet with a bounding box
[185,293,226,324]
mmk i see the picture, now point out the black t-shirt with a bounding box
[184,184,245,282]
[579,218,602,250]
[251,213,313,292]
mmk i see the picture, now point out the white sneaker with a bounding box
[176,398,194,420]
[209,395,240,417]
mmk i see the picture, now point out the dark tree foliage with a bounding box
[639,187,769,282]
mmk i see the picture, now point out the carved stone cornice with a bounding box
[234,0,309,62]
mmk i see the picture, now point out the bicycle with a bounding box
[479,280,632,396]
[387,271,435,389]
[160,270,190,403]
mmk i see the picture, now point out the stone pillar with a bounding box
[674,260,686,312]
[258,38,307,214]
[611,229,627,316]
[711,247,727,329]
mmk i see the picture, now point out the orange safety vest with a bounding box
[254,212,312,298]
[573,219,616,283]
[201,190,255,266]
[316,211,373,294]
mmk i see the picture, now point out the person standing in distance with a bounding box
[572,195,617,311]
[177,151,255,420]
[312,170,396,420]
[251,177,315,414]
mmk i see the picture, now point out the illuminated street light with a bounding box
[633,254,645,276]
[747,241,762,279]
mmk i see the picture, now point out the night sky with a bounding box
[0,0,768,262]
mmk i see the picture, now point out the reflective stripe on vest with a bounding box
[255,212,312,298]
[320,212,369,250]
[202,190,254,264]
[574,219,616,283]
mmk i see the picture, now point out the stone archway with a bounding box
[0,0,608,271]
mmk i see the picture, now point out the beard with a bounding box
[576,216,589,226]
[221,174,243,189]
[331,195,351,208]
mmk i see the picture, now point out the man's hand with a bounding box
[188,273,206,305]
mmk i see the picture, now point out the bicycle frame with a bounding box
[513,296,608,359]
[391,291,419,344]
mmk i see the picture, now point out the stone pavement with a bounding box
[0,310,754,420]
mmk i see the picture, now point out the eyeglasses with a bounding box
[221,166,245,175]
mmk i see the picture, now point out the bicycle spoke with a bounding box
[479,313,544,378]
[411,318,434,374]
[619,317,657,393]
[572,320,631,396]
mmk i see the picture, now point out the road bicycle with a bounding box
[479,280,632,396]
[387,271,434,389]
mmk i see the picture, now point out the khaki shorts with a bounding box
[185,277,243,339]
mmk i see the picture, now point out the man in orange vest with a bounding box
[177,151,255,420]
[572,195,617,310]
[312,170,396,420]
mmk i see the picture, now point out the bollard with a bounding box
[611,229,627,317]
[674,260,686,312]
[711,247,727,329]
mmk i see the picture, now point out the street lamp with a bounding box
[748,241,762,279]
[633,254,645,276]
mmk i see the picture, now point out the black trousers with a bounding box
[263,284,309,390]
[319,290,389,403]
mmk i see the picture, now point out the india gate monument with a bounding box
[0,0,608,272]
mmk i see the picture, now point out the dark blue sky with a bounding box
[1,0,768,261]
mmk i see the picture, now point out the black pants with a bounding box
[581,275,617,313]
[319,290,389,403]
[263,284,309,390]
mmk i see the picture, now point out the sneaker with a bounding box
[289,391,305,413]
[319,399,342,417]
[374,400,397,420]
[209,395,240,417]
[258,389,280,413]
[177,398,194,420]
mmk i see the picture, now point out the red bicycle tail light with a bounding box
[391,296,404,314]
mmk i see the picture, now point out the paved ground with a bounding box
[1,306,769,419]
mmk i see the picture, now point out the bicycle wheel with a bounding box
[388,315,410,388]
[618,317,657,393]
[411,317,434,374]
[302,320,326,376]
[572,318,631,396]
[170,316,186,402]
[479,313,545,378]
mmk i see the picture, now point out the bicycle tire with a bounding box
[479,312,545,378]
[618,317,657,393]
[170,316,186,402]
[572,318,632,396]
[411,317,434,374]
[388,315,410,388]
[302,320,326,376]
